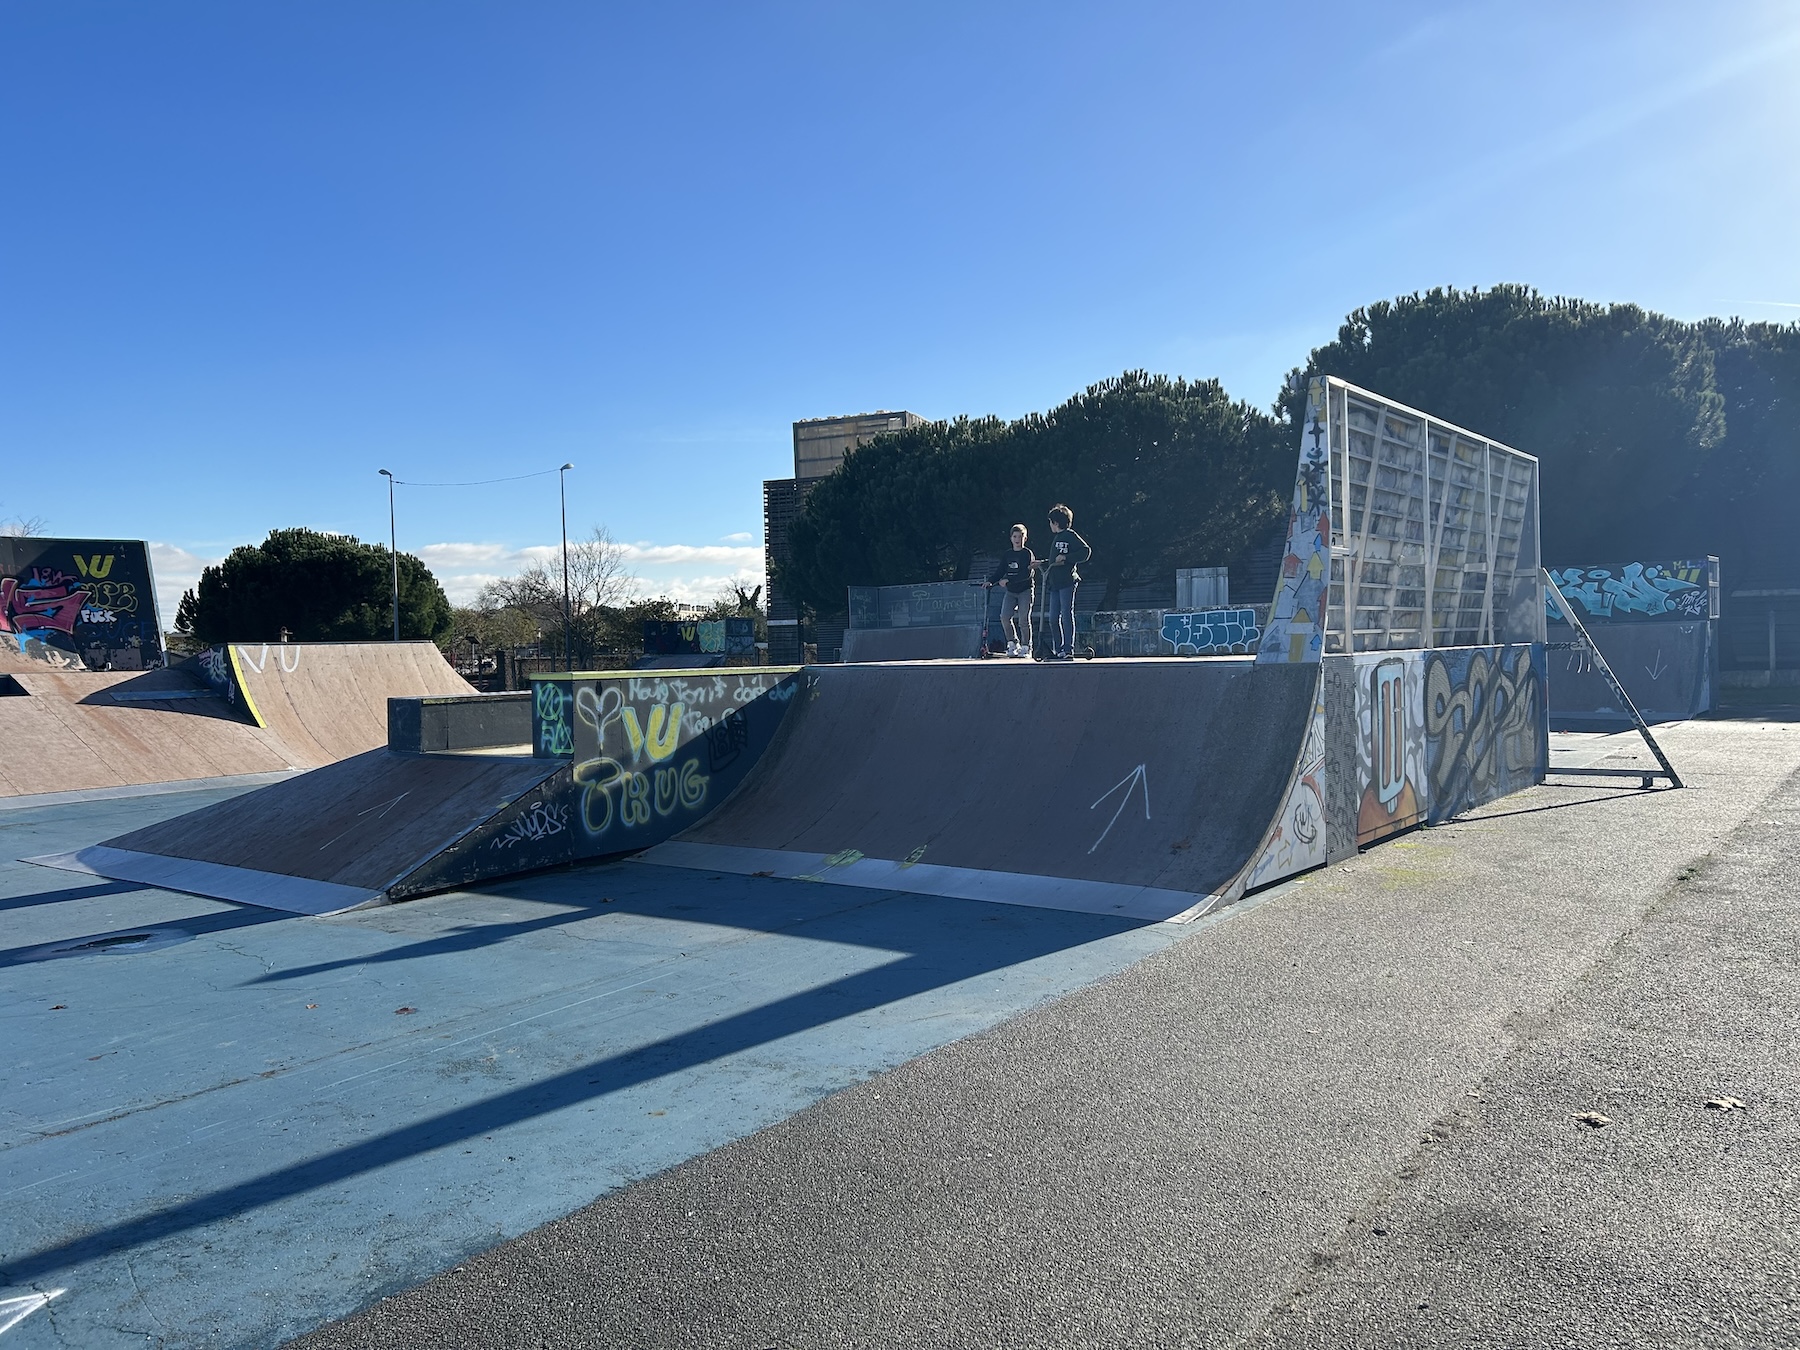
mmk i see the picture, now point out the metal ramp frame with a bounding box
[1541,568,1683,790]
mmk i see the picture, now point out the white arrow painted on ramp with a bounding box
[0,1290,65,1337]
[1089,764,1150,854]
[1646,650,1667,680]
[316,792,412,853]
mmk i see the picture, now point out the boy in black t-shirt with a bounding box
[1041,504,1091,660]
[986,524,1036,657]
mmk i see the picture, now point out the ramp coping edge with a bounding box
[637,841,1226,924]
[24,846,387,916]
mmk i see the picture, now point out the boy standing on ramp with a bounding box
[1041,504,1090,660]
[987,523,1037,657]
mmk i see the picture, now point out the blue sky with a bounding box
[3,1,1796,625]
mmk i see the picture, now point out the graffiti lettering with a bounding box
[70,554,115,579]
[0,540,162,669]
[489,800,570,850]
[536,682,573,756]
[1547,562,1709,623]
[621,771,651,827]
[1161,608,1261,656]
[0,568,86,637]
[1424,646,1544,821]
[705,709,750,772]
[621,702,685,762]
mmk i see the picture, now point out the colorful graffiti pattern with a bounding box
[1423,645,1547,823]
[1354,653,1426,846]
[1545,561,1714,624]
[0,540,162,666]
[1244,687,1327,888]
[644,618,757,655]
[1161,608,1262,655]
[1257,377,1332,665]
[0,540,162,669]
[531,670,796,843]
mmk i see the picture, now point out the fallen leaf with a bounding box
[1705,1095,1748,1111]
[1573,1110,1610,1128]
[305,1003,318,1010]
[395,1006,417,1015]
[50,1005,66,1011]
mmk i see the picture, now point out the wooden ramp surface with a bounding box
[227,641,474,766]
[0,670,295,797]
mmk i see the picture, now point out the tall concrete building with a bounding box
[765,410,925,663]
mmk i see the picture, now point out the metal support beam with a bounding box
[1543,568,1683,789]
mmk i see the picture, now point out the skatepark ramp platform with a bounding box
[24,378,1563,918]
[646,659,1319,921]
[196,640,475,765]
[30,669,803,913]
[0,640,476,801]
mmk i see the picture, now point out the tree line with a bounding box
[173,525,758,660]
[784,373,1294,614]
[782,286,1800,618]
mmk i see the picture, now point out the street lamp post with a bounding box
[378,469,399,641]
[559,462,575,672]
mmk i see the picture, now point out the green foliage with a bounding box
[784,372,1290,614]
[1287,286,1733,561]
[189,528,453,643]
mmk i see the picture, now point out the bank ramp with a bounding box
[644,659,1321,922]
[204,640,474,765]
[32,671,802,913]
[0,641,474,801]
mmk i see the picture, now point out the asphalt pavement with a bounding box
[290,716,1800,1349]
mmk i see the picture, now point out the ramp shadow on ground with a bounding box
[4,839,1181,1346]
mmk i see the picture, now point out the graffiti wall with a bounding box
[1161,608,1262,656]
[1332,644,1547,850]
[1545,560,1719,624]
[644,618,756,656]
[1353,652,1427,847]
[0,539,163,670]
[1257,377,1331,665]
[1243,683,1327,889]
[410,669,801,892]
[1422,645,1547,824]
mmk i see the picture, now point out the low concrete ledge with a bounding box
[388,692,533,753]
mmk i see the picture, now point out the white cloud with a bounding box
[148,541,224,629]
[417,538,765,609]
[138,536,766,626]
[617,542,764,568]
[721,531,755,544]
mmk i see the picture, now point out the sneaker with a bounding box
[1005,642,1020,657]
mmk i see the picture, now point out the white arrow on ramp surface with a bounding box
[1089,764,1150,854]
[0,1290,65,1337]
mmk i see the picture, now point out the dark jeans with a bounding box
[1048,583,1077,656]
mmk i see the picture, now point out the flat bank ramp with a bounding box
[645,658,1318,921]
[227,641,474,765]
[0,669,294,798]
[34,749,559,914]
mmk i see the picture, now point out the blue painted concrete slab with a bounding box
[0,787,1199,1348]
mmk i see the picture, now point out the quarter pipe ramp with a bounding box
[644,659,1320,921]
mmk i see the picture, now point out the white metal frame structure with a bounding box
[1321,378,1542,653]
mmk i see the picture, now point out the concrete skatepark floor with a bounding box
[4,718,1799,1347]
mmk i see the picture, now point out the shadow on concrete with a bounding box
[0,903,293,968]
[0,879,147,915]
[1446,784,1667,824]
[0,873,1147,1285]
